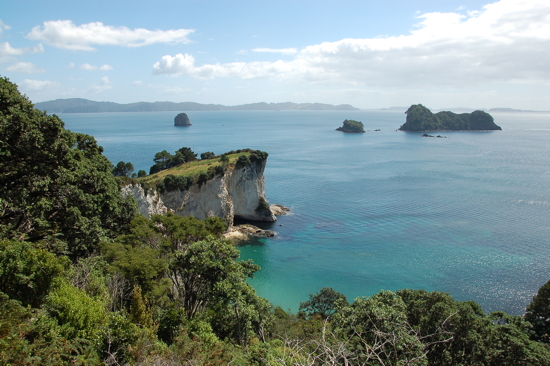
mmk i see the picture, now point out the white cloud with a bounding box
[89,76,112,93]
[26,20,194,51]
[152,53,292,79]
[19,79,77,101]
[81,63,97,71]
[67,62,75,69]
[80,63,113,71]
[146,83,192,94]
[0,42,43,57]
[253,48,298,55]
[6,62,45,74]
[132,80,142,85]
[0,20,11,37]
[20,79,60,91]
[152,0,550,87]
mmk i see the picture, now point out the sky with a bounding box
[1,0,549,110]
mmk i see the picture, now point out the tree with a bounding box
[137,170,146,178]
[112,161,134,177]
[0,77,137,257]
[299,287,348,319]
[525,280,550,343]
[236,154,250,168]
[149,147,197,174]
[331,291,427,365]
[150,150,172,174]
[0,238,69,308]
[219,154,229,164]
[175,147,197,164]
[201,151,216,160]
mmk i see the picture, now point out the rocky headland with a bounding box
[122,152,287,241]
[399,104,502,132]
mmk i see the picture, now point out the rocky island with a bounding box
[336,119,365,133]
[399,104,502,132]
[174,112,192,126]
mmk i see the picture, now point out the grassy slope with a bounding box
[140,152,249,185]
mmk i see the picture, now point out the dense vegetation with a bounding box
[336,119,365,133]
[400,104,502,131]
[2,76,550,365]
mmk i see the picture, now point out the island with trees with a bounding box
[336,119,366,133]
[399,104,502,132]
[3,76,550,365]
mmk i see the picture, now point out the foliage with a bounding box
[45,280,108,344]
[299,287,348,319]
[137,169,146,178]
[397,288,550,366]
[129,285,154,329]
[101,212,272,346]
[331,291,427,365]
[236,154,251,168]
[219,154,230,164]
[0,293,98,365]
[255,196,271,215]
[149,146,197,174]
[0,238,69,308]
[0,76,137,257]
[161,174,193,192]
[112,161,134,177]
[525,279,550,343]
[201,151,216,160]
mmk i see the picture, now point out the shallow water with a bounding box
[61,110,550,314]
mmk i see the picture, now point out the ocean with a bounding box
[60,109,550,315]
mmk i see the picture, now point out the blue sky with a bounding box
[1,0,549,110]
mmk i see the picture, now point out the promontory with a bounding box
[399,104,501,132]
[336,119,365,133]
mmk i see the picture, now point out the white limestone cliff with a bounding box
[122,160,276,226]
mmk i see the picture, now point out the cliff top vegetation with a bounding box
[143,151,244,185]
[114,148,270,193]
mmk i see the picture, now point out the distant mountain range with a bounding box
[35,98,359,113]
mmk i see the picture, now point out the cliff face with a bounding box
[122,160,276,226]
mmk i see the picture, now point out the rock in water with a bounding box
[174,112,191,126]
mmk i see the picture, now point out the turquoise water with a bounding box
[60,110,550,315]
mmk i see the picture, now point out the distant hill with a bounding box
[35,99,359,113]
